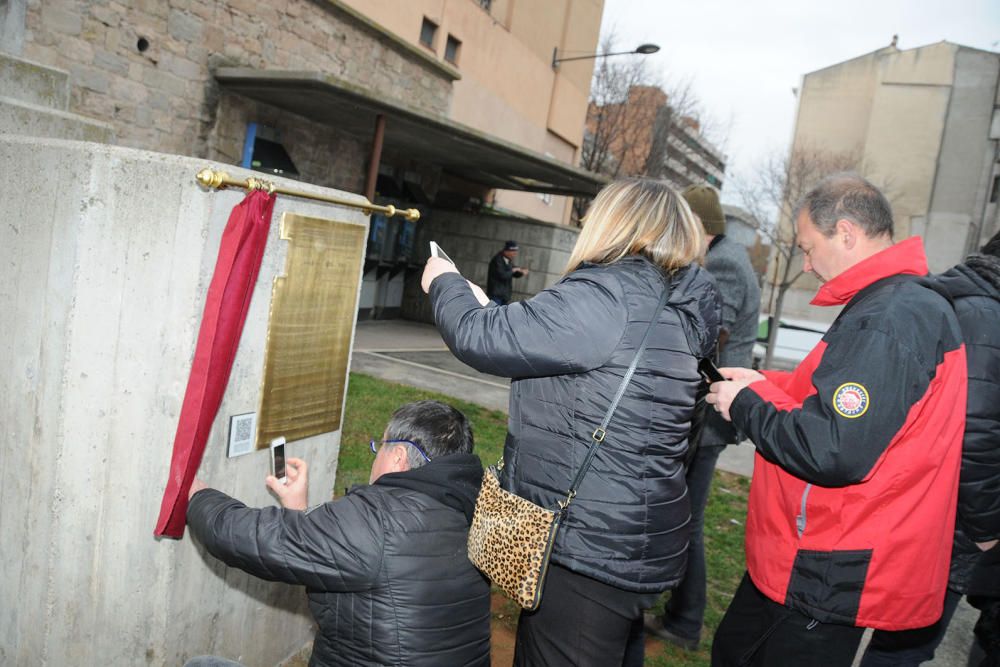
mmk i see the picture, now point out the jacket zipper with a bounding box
[796,484,812,538]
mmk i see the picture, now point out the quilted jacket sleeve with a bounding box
[955,296,1000,542]
[705,250,746,339]
[187,488,383,592]
[429,270,627,378]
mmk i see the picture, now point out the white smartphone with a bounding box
[429,241,455,265]
[270,437,287,484]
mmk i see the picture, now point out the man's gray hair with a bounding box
[795,172,894,239]
[382,400,474,470]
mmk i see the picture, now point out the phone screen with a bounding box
[272,443,286,479]
[698,358,726,384]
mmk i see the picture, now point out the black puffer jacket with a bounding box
[430,256,720,593]
[187,454,491,667]
[935,255,1000,591]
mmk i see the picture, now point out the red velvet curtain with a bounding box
[155,190,276,538]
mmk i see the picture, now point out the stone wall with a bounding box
[401,210,581,322]
[20,0,453,172]
[208,91,367,192]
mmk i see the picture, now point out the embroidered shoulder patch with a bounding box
[833,382,870,418]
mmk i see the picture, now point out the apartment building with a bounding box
[778,40,1000,320]
[585,84,726,191]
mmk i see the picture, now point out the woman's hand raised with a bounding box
[421,257,459,293]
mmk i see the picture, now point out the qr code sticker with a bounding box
[235,417,252,441]
[228,413,256,457]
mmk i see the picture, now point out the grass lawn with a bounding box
[339,372,749,666]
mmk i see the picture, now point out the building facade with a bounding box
[584,84,726,190]
[342,0,603,225]
[1,0,606,319]
[777,40,1000,321]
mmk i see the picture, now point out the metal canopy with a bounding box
[214,68,606,198]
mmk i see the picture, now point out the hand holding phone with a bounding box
[698,358,726,384]
[267,456,309,510]
[422,243,461,293]
[270,437,287,485]
[429,241,455,265]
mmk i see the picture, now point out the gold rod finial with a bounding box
[196,168,230,190]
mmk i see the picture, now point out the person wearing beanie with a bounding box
[486,239,529,305]
[644,183,760,652]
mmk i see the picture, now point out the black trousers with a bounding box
[513,562,658,667]
[712,572,865,667]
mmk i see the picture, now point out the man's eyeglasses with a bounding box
[369,438,432,463]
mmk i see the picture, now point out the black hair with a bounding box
[795,172,894,239]
[382,400,474,469]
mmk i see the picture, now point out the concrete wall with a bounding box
[400,210,580,322]
[791,48,887,157]
[926,47,1000,270]
[0,0,26,55]
[0,136,368,666]
[864,42,956,240]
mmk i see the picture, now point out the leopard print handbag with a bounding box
[467,462,563,610]
[467,284,671,610]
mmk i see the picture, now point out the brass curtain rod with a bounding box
[195,168,420,221]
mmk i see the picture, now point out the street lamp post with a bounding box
[552,43,660,69]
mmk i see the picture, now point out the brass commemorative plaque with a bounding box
[255,212,366,448]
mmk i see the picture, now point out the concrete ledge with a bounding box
[0,95,113,142]
[0,51,70,109]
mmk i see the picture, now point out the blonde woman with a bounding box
[421,178,720,666]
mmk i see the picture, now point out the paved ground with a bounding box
[351,318,979,666]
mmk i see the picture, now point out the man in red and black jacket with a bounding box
[707,174,967,667]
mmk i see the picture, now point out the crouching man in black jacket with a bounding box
[186,400,491,667]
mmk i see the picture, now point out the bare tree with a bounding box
[576,35,659,206]
[736,146,862,368]
[574,37,720,223]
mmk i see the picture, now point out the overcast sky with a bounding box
[598,0,1000,203]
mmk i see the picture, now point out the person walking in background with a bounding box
[706,174,966,666]
[422,178,720,666]
[861,229,1000,666]
[644,184,760,652]
[185,400,491,667]
[486,239,529,304]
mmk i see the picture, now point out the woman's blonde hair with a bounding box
[565,178,704,274]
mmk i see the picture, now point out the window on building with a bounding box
[444,34,461,65]
[242,123,299,178]
[990,174,1000,203]
[419,18,438,50]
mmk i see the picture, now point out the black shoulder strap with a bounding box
[562,282,672,508]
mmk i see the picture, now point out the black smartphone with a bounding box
[698,358,726,383]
